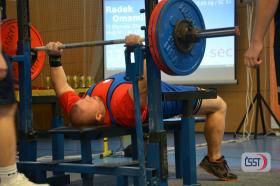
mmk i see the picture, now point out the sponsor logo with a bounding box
[241,152,271,172]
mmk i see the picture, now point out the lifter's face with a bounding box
[75,96,106,122]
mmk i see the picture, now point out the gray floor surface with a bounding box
[35,133,280,185]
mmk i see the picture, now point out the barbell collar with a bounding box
[34,38,145,51]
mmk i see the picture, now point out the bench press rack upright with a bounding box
[144,2,217,186]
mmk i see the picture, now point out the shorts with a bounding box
[161,82,202,119]
[0,54,16,105]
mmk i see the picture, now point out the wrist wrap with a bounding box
[49,55,62,67]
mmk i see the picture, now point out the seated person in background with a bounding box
[45,35,237,181]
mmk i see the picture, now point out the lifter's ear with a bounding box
[95,112,103,122]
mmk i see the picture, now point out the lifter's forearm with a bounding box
[128,59,148,108]
[49,55,74,97]
[50,66,74,97]
[46,42,74,97]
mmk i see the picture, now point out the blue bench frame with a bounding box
[44,116,206,186]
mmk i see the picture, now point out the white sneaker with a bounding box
[1,173,50,186]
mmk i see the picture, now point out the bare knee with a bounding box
[216,96,227,114]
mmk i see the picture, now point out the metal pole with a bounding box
[16,0,37,162]
[124,45,147,186]
[145,0,168,186]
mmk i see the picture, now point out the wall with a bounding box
[196,1,272,133]
[5,0,103,130]
[4,0,273,133]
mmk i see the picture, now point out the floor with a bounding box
[31,133,280,185]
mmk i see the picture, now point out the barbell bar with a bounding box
[33,26,238,52]
[33,38,145,51]
[192,26,240,39]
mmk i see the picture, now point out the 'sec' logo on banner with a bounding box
[241,153,271,172]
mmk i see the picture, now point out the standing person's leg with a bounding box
[0,53,19,185]
[0,54,49,186]
[0,103,18,185]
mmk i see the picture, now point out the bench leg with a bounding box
[174,130,182,178]
[52,117,65,176]
[131,133,138,160]
[117,176,128,186]
[131,133,140,186]
[181,117,200,186]
[147,143,168,186]
[81,138,94,186]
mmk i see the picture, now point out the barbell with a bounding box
[32,26,238,52]
[0,0,239,80]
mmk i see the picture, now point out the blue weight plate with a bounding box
[156,0,206,75]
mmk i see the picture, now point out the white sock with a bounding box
[0,164,18,184]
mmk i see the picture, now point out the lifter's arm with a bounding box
[128,60,148,108]
[45,42,74,97]
[125,35,148,108]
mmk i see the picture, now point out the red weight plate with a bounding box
[1,19,45,81]
[148,0,171,73]
[148,0,172,74]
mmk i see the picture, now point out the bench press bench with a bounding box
[18,90,214,186]
[48,116,206,139]
[47,116,206,186]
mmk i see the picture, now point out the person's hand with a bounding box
[125,34,142,46]
[0,54,8,80]
[244,42,263,68]
[45,42,63,56]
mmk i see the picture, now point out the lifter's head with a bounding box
[70,95,106,127]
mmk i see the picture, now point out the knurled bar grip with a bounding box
[34,38,145,51]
